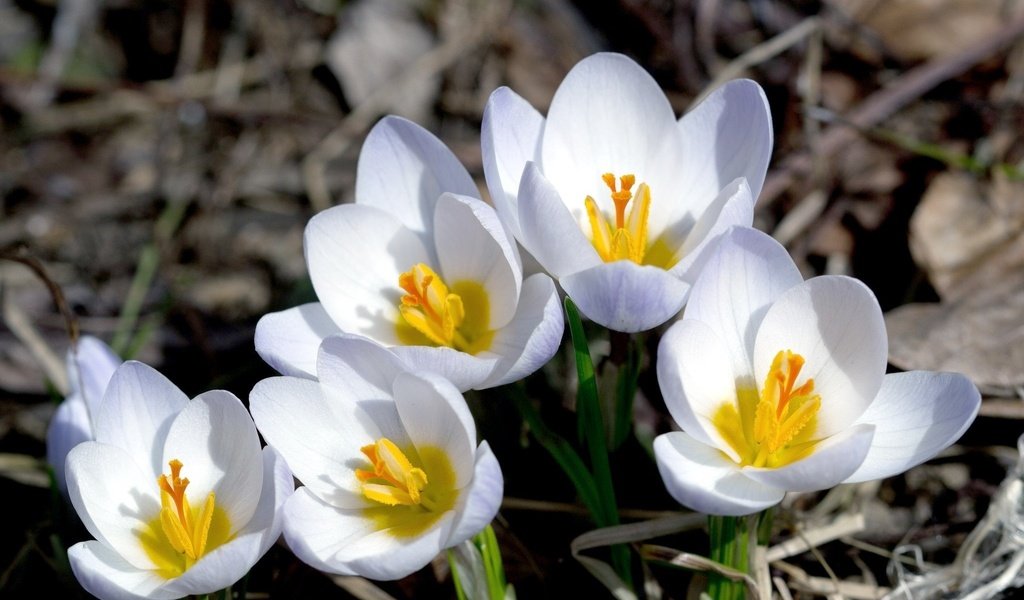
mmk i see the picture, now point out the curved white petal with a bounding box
[448,442,504,546]
[653,431,784,516]
[393,372,477,488]
[317,334,405,395]
[94,362,188,481]
[68,541,174,600]
[66,443,162,571]
[668,179,755,283]
[560,261,690,332]
[390,345,497,392]
[540,53,682,224]
[479,274,564,388]
[250,376,377,509]
[67,335,121,421]
[236,446,294,538]
[676,79,773,209]
[742,424,875,492]
[163,449,293,597]
[316,335,410,444]
[754,277,887,437]
[517,162,600,278]
[355,115,479,247]
[434,193,521,329]
[254,303,342,378]
[305,204,431,346]
[684,227,802,384]
[282,488,454,580]
[162,390,263,530]
[845,372,981,483]
[657,319,741,459]
[481,86,544,240]
[47,396,92,495]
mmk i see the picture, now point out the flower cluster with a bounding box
[48,51,981,599]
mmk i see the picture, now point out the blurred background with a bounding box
[2,0,1024,597]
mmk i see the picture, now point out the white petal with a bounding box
[164,450,294,598]
[390,345,497,392]
[254,303,342,378]
[540,53,681,220]
[250,376,377,509]
[657,320,741,459]
[560,261,690,332]
[66,443,161,570]
[68,541,174,600]
[355,115,479,246]
[162,390,263,531]
[517,162,600,278]
[742,424,875,492]
[393,371,477,487]
[479,274,564,388]
[668,179,755,282]
[434,193,521,328]
[653,432,784,516]
[305,204,431,346]
[94,361,188,481]
[683,227,802,385]
[318,334,405,396]
[47,396,92,495]
[282,488,454,580]
[754,277,888,437]
[447,442,504,547]
[237,446,294,538]
[481,86,544,240]
[845,372,981,483]
[676,79,773,207]
[67,335,121,421]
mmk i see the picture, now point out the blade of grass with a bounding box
[509,388,604,521]
[564,298,631,589]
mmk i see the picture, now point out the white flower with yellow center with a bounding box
[653,228,981,516]
[64,361,293,599]
[255,116,563,391]
[481,52,773,332]
[47,335,122,496]
[249,334,503,580]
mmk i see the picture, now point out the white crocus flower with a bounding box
[249,334,503,580]
[481,52,773,332]
[653,227,981,516]
[255,116,563,391]
[47,335,122,495]
[65,362,293,600]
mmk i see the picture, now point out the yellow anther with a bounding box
[586,174,651,265]
[156,459,216,564]
[712,350,822,469]
[396,263,493,354]
[356,438,434,509]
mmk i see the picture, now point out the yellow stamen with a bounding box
[396,263,493,353]
[712,350,822,469]
[356,438,434,509]
[585,173,652,265]
[156,459,216,564]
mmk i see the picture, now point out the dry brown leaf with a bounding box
[887,171,1024,391]
[831,0,1024,62]
[325,0,440,123]
[886,270,1024,391]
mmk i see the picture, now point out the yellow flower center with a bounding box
[712,350,822,469]
[396,263,493,353]
[139,459,232,578]
[356,438,457,539]
[586,173,649,264]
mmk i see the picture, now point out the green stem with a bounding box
[564,298,632,589]
[708,515,748,600]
